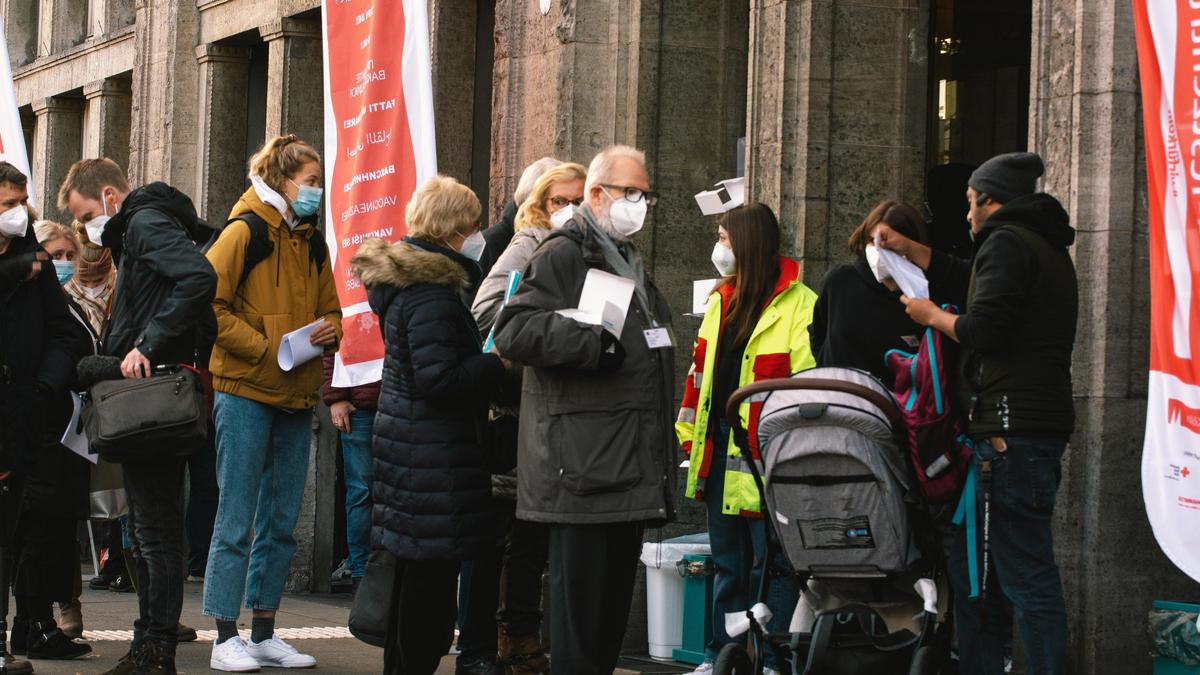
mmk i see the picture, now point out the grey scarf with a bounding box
[577,204,657,325]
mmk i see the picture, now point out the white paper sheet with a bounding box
[692,278,719,314]
[61,392,96,464]
[555,269,635,337]
[278,319,327,372]
[873,233,930,299]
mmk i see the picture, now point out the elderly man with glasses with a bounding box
[494,145,676,675]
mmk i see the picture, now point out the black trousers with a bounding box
[498,516,548,636]
[123,458,185,651]
[184,432,219,577]
[384,558,460,675]
[13,508,76,625]
[547,522,643,675]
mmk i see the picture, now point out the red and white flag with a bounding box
[321,0,437,387]
[1133,0,1200,583]
[0,15,33,202]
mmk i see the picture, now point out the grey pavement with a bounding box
[19,579,690,675]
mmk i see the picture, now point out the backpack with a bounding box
[217,212,328,291]
[885,306,972,503]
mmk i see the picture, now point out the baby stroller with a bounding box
[713,367,951,675]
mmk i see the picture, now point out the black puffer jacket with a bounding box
[101,183,217,367]
[352,237,506,561]
[0,222,90,474]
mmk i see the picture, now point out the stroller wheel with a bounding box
[714,643,753,675]
[908,645,936,675]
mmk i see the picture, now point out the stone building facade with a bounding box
[4,0,1186,672]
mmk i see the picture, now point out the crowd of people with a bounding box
[0,134,1077,675]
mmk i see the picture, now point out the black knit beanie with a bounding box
[968,152,1044,204]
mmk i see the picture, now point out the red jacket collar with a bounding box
[717,255,800,305]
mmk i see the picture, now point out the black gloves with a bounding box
[597,330,626,372]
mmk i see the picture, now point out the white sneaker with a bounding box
[245,635,317,669]
[210,637,261,672]
[688,663,714,675]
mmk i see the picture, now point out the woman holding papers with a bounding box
[675,202,818,675]
[202,134,342,671]
[351,176,507,675]
[807,200,929,387]
[468,161,585,674]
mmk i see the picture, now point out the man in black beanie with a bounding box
[876,151,1077,675]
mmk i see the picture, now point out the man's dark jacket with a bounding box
[925,193,1078,439]
[101,182,217,368]
[493,216,677,525]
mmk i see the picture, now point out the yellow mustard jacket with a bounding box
[206,187,343,409]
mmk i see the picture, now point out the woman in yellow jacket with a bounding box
[676,203,817,675]
[202,134,342,672]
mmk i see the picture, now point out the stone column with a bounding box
[259,18,323,149]
[31,96,83,222]
[1029,1,1195,672]
[193,43,251,223]
[88,0,136,38]
[82,78,132,172]
[3,0,39,67]
[36,0,88,57]
[429,0,479,186]
[128,0,200,195]
[744,0,929,287]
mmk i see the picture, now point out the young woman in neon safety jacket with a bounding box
[675,202,818,672]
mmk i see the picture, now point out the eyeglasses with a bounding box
[547,196,584,209]
[601,185,659,207]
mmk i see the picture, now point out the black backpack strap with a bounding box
[305,223,328,274]
[224,212,274,291]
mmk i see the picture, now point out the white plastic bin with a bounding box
[640,533,711,661]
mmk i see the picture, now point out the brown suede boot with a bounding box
[497,628,549,675]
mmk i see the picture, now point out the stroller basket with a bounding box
[726,368,920,577]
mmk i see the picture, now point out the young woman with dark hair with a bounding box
[676,202,819,675]
[808,199,932,387]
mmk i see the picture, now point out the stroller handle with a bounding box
[724,377,905,434]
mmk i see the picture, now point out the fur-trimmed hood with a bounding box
[351,237,470,291]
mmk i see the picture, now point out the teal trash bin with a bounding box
[1151,600,1200,674]
[673,553,714,665]
[640,533,711,661]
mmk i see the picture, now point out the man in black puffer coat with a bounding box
[60,158,217,674]
[350,176,506,675]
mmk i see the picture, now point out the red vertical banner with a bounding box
[1134,0,1200,583]
[321,0,438,386]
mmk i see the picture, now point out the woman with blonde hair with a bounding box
[203,134,342,671]
[352,175,507,675]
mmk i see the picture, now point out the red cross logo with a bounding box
[1183,467,1191,478]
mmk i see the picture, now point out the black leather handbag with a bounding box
[81,366,207,462]
[348,549,397,647]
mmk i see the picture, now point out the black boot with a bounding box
[9,614,26,655]
[100,643,142,675]
[26,619,92,660]
[133,640,177,675]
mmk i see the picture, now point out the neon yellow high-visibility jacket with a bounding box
[675,256,817,516]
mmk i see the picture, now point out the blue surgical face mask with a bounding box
[289,180,323,217]
[53,259,74,286]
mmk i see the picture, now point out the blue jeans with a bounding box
[704,423,798,667]
[203,393,312,620]
[341,409,375,578]
[950,436,1068,675]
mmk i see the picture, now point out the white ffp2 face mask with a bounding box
[711,242,735,276]
[604,189,648,238]
[865,244,889,283]
[0,205,28,238]
[549,204,576,229]
[459,231,486,261]
[86,195,115,247]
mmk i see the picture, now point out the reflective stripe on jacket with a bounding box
[675,256,817,516]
